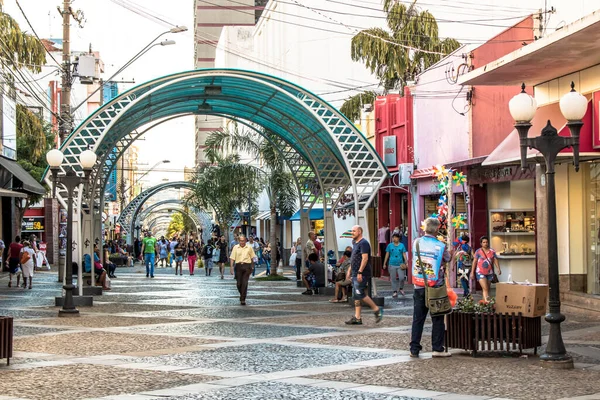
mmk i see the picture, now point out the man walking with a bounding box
[303,231,317,269]
[141,232,158,278]
[346,225,383,325]
[248,236,260,276]
[230,235,256,306]
[410,217,451,358]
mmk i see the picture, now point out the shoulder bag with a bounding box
[416,239,452,316]
[480,249,499,283]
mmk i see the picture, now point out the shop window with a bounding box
[588,165,600,295]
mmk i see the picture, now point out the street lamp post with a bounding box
[46,148,98,317]
[509,82,587,369]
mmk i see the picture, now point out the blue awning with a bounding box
[288,208,325,221]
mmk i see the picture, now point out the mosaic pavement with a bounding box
[0,262,598,399]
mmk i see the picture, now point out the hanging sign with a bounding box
[382,136,397,167]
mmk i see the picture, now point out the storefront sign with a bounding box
[382,136,397,167]
[21,216,44,233]
[594,91,600,149]
[469,165,535,185]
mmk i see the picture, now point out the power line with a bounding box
[13,0,64,71]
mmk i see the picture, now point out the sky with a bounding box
[3,0,196,187]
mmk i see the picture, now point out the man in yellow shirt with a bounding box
[230,235,256,305]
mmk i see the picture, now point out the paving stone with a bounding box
[140,297,289,307]
[0,308,58,319]
[26,315,189,328]
[13,325,69,337]
[251,313,412,329]
[130,321,337,338]
[0,364,215,400]
[132,308,293,320]
[39,303,197,314]
[155,381,431,399]
[301,331,431,352]
[309,354,600,400]
[123,343,393,374]
[14,331,219,356]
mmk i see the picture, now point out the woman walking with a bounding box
[293,237,302,281]
[383,233,408,298]
[471,236,501,302]
[263,243,272,275]
[158,236,169,267]
[217,235,228,279]
[187,237,198,275]
[20,241,36,289]
[174,243,184,275]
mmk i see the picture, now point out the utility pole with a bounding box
[58,1,84,143]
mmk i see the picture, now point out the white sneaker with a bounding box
[432,351,452,357]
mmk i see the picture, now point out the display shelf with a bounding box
[491,232,535,236]
[497,254,536,259]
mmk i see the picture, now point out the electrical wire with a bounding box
[13,0,64,71]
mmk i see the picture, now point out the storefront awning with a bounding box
[254,211,271,220]
[288,208,324,221]
[0,188,26,198]
[459,12,600,86]
[483,99,600,166]
[0,156,46,195]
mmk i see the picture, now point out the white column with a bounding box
[323,208,339,256]
[300,209,311,267]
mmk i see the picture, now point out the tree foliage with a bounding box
[341,0,460,120]
[167,212,185,239]
[0,6,46,73]
[193,123,299,274]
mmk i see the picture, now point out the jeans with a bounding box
[295,258,302,280]
[388,265,406,292]
[169,252,174,267]
[461,277,470,297]
[205,258,213,275]
[265,259,271,275]
[144,253,155,276]
[410,288,445,354]
[235,263,252,302]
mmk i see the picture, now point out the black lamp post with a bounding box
[47,148,97,317]
[509,82,587,369]
[135,225,142,240]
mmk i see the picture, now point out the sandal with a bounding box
[329,299,340,303]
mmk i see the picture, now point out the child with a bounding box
[20,241,36,289]
[454,235,473,297]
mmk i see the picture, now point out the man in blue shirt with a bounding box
[345,225,383,325]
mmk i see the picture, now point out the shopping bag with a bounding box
[289,252,297,267]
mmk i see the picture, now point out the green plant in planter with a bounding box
[455,296,495,313]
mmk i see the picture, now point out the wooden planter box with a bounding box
[446,311,541,356]
[0,316,13,365]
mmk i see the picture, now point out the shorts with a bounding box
[477,273,494,281]
[352,277,368,300]
[8,258,20,274]
[337,279,352,287]
[176,256,183,262]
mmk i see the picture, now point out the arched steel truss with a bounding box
[142,208,201,234]
[136,199,212,243]
[118,181,241,244]
[43,69,388,275]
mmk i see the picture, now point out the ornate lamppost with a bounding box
[509,82,587,369]
[46,148,98,317]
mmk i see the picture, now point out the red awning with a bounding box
[483,99,599,166]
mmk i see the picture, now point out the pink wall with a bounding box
[471,17,535,157]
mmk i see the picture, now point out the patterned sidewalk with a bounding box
[0,264,599,400]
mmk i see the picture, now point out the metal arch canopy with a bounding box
[45,69,388,218]
[118,181,241,244]
[140,207,202,234]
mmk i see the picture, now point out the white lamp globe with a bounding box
[79,150,97,169]
[509,83,537,123]
[560,82,587,121]
[46,149,64,167]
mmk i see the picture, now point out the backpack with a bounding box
[20,250,30,265]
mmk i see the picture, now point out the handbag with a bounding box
[480,249,499,283]
[416,240,452,316]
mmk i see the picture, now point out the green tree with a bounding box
[186,152,263,244]
[0,4,46,73]
[167,212,185,239]
[340,0,460,121]
[15,104,55,235]
[203,124,298,275]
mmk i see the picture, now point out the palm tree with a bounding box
[340,0,460,121]
[187,153,263,241]
[204,124,298,276]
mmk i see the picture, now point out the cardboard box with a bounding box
[495,283,548,318]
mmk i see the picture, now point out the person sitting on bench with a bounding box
[302,253,325,295]
[330,250,352,303]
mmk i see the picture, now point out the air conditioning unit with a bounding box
[397,163,414,185]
